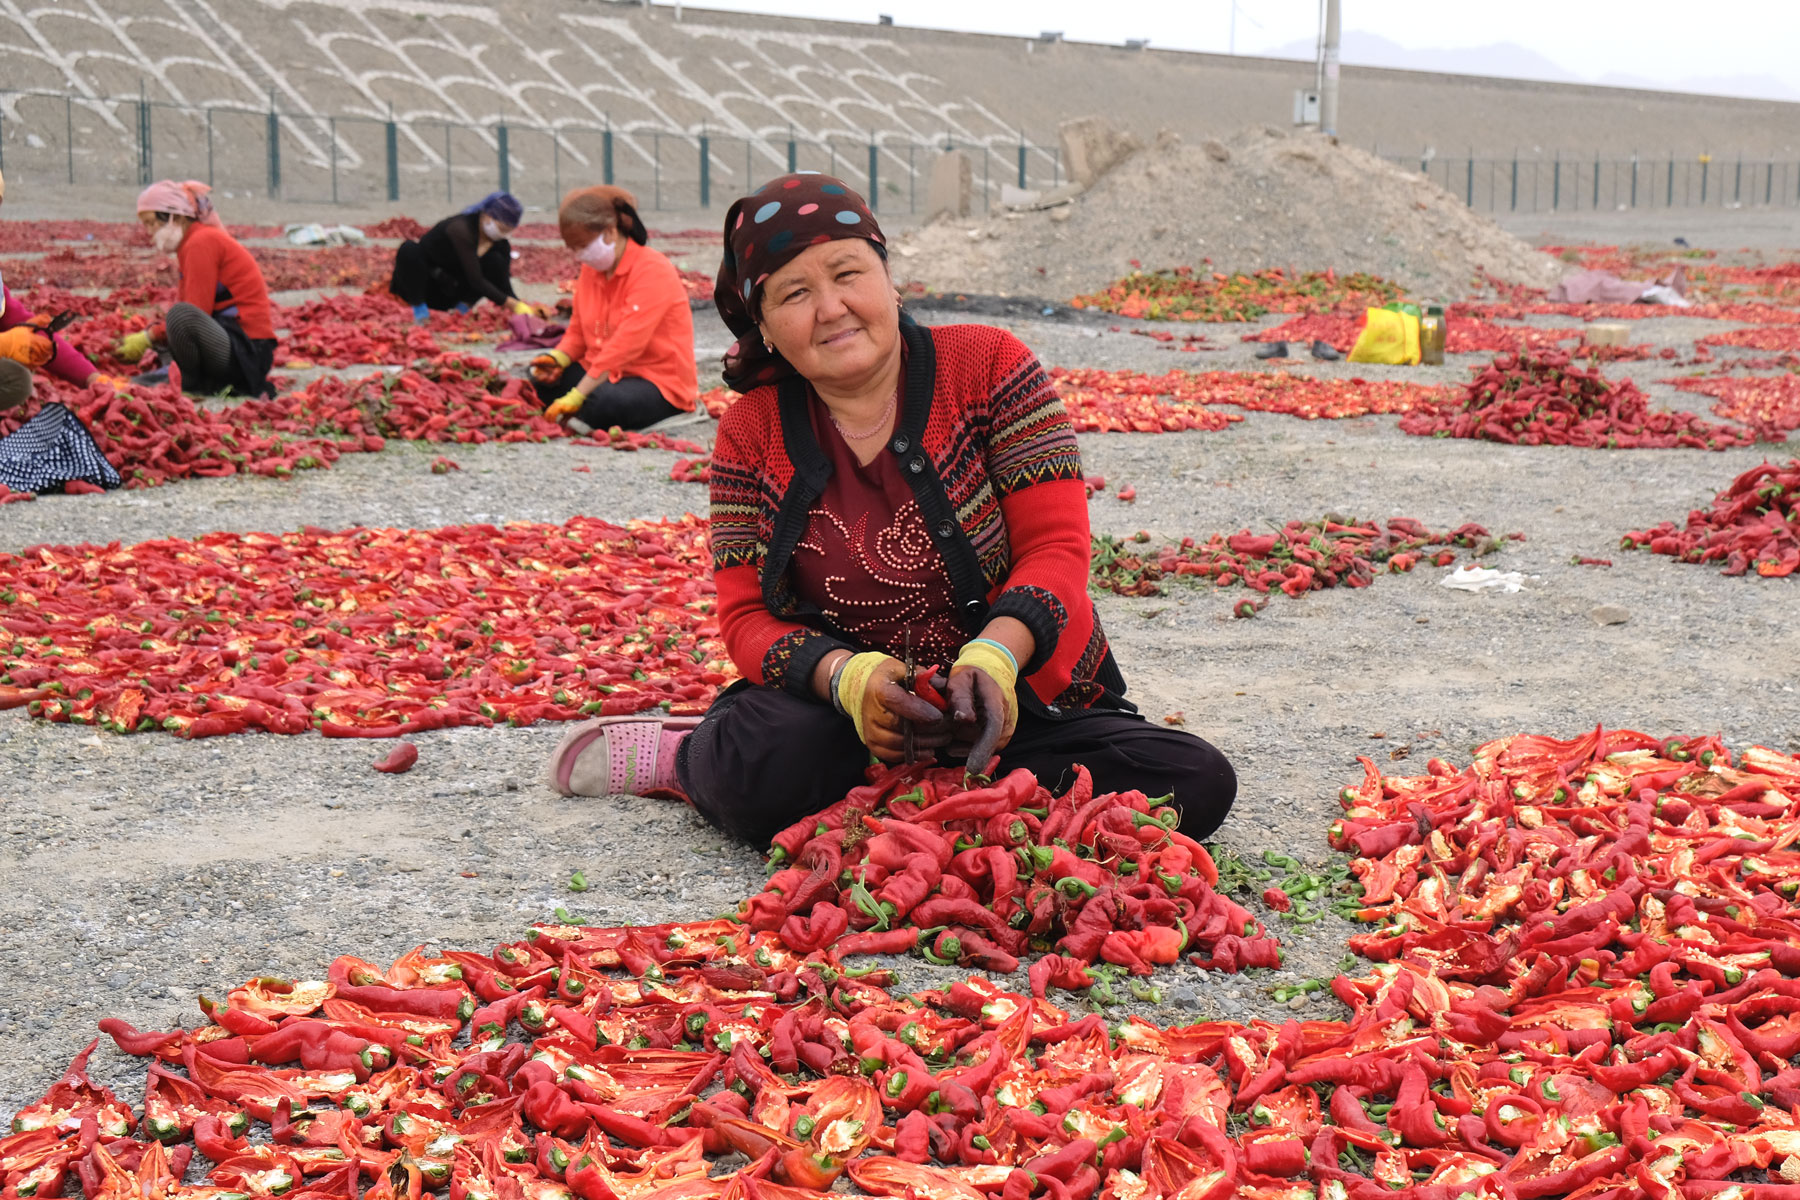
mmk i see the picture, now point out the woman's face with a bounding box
[562,224,615,253]
[757,239,898,392]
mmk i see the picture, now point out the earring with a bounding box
[762,340,773,352]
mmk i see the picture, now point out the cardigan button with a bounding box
[891,436,909,454]
[935,520,955,539]
[907,456,925,474]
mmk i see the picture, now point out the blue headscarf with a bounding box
[464,191,523,228]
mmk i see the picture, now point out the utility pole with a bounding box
[1319,0,1341,136]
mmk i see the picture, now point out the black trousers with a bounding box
[389,239,510,311]
[166,302,274,398]
[544,363,680,432]
[676,682,1238,848]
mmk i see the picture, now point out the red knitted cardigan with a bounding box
[707,318,1124,713]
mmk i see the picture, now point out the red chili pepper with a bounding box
[372,743,419,773]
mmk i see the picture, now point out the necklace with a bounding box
[828,390,898,441]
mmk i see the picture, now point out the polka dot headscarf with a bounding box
[714,173,886,392]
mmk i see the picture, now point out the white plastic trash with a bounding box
[1440,565,1528,594]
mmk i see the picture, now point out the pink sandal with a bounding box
[546,714,701,797]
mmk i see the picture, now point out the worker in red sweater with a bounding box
[527,185,697,433]
[546,174,1237,848]
[117,180,278,397]
[0,168,110,410]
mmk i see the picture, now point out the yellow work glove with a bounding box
[833,651,949,763]
[117,330,154,363]
[946,638,1020,770]
[509,298,537,316]
[530,348,572,384]
[544,390,584,421]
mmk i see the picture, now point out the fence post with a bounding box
[603,119,613,185]
[1510,152,1517,211]
[1701,157,1708,204]
[699,127,710,207]
[1017,134,1027,188]
[385,103,399,202]
[65,95,74,185]
[1552,152,1560,210]
[787,123,796,172]
[1419,146,1427,174]
[138,84,153,185]
[329,115,338,204]
[1630,154,1637,207]
[1667,152,1673,206]
[1466,151,1473,206]
[1592,152,1599,208]
[867,136,878,211]
[497,121,510,194]
[266,90,280,197]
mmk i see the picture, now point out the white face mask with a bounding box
[481,217,505,241]
[575,232,617,272]
[151,221,184,255]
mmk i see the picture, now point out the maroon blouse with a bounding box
[788,389,966,662]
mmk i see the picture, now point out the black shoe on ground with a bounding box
[132,368,171,386]
[1253,341,1289,360]
[1309,340,1342,361]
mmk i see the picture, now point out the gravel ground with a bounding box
[5,278,1800,1123]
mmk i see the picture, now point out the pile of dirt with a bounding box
[891,124,1561,304]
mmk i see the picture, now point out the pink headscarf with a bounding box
[135,179,224,227]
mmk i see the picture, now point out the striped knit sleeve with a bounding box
[984,335,1084,496]
[708,394,852,694]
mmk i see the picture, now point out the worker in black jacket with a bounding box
[389,191,534,321]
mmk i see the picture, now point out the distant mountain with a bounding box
[1259,31,1581,83]
[1259,30,1799,103]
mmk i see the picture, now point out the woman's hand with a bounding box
[530,349,571,384]
[946,640,1020,770]
[116,330,154,363]
[544,390,584,421]
[835,652,951,763]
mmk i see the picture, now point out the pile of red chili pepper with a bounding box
[1322,725,1800,1198]
[362,217,430,239]
[1456,299,1800,326]
[1622,457,1800,576]
[743,760,1280,982]
[16,726,1800,1200]
[1665,373,1800,437]
[2,377,353,488]
[1091,518,1505,612]
[1699,326,1800,353]
[1070,267,1404,322]
[273,296,499,368]
[0,514,728,736]
[697,371,1445,431]
[1396,350,1763,448]
[1245,315,1580,357]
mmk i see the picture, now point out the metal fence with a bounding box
[1380,147,1800,214]
[0,88,1063,214]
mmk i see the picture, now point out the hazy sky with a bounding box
[673,0,1800,101]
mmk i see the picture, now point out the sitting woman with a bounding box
[119,181,277,398]
[548,174,1237,848]
[389,191,534,323]
[528,186,698,434]
[0,168,107,408]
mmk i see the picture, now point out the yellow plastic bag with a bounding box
[1348,306,1421,365]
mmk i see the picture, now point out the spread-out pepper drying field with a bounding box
[5,221,1800,1200]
